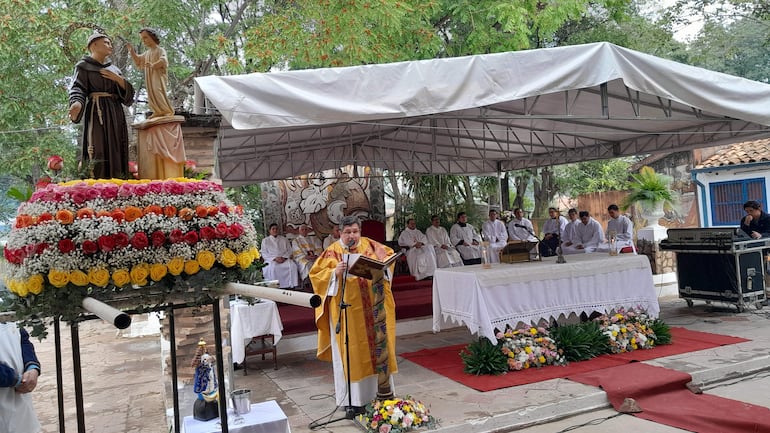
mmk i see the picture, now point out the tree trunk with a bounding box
[500,173,510,211]
[512,170,531,212]
[532,167,557,219]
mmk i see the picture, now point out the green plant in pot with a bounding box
[621,166,676,228]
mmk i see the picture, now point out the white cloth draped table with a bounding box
[432,253,659,343]
[230,300,283,364]
[182,400,291,433]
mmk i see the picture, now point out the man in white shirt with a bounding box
[538,207,568,257]
[425,215,464,268]
[292,224,323,280]
[450,212,482,265]
[398,218,437,280]
[561,208,579,248]
[322,225,341,250]
[507,208,538,242]
[562,211,604,254]
[597,204,636,253]
[481,209,508,263]
[261,223,300,289]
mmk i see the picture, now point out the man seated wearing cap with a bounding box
[68,33,135,179]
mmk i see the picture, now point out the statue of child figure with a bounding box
[126,28,175,119]
[191,339,219,421]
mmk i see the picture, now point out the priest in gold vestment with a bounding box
[309,216,397,411]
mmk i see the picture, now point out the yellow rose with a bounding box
[130,263,150,286]
[112,269,131,287]
[27,274,44,295]
[69,270,89,286]
[237,251,253,269]
[48,269,70,288]
[14,280,28,297]
[219,248,237,268]
[196,250,216,270]
[150,263,168,282]
[88,268,111,287]
[167,257,185,276]
[184,259,200,275]
[250,247,261,260]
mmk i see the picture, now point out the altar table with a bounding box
[230,299,283,364]
[432,253,659,343]
[182,400,291,433]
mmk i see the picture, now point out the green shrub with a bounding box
[649,319,672,345]
[550,322,611,361]
[460,338,508,375]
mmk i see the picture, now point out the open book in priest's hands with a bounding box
[343,251,403,280]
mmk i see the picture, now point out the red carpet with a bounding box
[398,328,749,392]
[569,363,770,433]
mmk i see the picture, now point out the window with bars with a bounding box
[710,178,767,225]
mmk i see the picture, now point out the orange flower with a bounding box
[124,206,143,222]
[178,207,194,221]
[195,205,209,218]
[96,210,111,219]
[163,205,177,218]
[55,209,75,224]
[206,206,219,217]
[15,214,34,228]
[76,208,95,219]
[143,205,163,216]
[111,208,125,223]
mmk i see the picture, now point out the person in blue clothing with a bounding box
[0,322,41,433]
[740,200,770,239]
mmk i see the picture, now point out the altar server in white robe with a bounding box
[450,212,482,265]
[261,223,300,288]
[425,215,464,268]
[292,224,324,280]
[597,204,636,253]
[561,208,579,246]
[398,218,437,280]
[562,211,604,254]
[323,225,341,250]
[507,208,538,242]
[481,209,508,263]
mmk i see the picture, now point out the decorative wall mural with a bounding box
[261,166,385,237]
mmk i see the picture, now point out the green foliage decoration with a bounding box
[549,321,612,362]
[649,319,672,345]
[621,166,676,212]
[459,337,508,376]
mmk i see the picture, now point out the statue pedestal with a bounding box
[133,115,187,180]
[637,224,678,298]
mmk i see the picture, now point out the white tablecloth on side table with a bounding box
[182,400,291,433]
[230,299,283,364]
[432,253,659,343]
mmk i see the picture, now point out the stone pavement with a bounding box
[30,296,770,433]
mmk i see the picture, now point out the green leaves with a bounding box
[549,321,611,362]
[460,337,508,375]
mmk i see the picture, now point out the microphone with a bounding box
[345,239,355,251]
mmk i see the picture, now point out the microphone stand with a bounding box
[310,243,357,429]
[516,224,542,261]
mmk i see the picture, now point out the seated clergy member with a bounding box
[481,209,507,263]
[323,225,341,250]
[425,215,464,268]
[538,207,568,257]
[398,218,437,280]
[561,208,579,247]
[450,212,482,265]
[292,224,324,280]
[599,204,635,253]
[562,211,604,254]
[507,208,538,242]
[261,223,300,289]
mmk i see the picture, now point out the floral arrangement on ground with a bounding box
[358,396,437,433]
[1,177,262,336]
[461,309,671,375]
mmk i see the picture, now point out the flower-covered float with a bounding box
[2,177,261,335]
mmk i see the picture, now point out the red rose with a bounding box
[131,232,149,250]
[151,230,166,247]
[169,229,185,244]
[227,223,245,239]
[47,155,64,171]
[58,239,75,254]
[200,226,216,241]
[82,240,98,255]
[113,232,130,249]
[184,231,199,245]
[37,212,53,223]
[98,235,115,252]
[215,222,228,239]
[34,243,49,255]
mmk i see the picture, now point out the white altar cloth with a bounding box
[182,400,291,433]
[432,253,659,343]
[230,299,283,364]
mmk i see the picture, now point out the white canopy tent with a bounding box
[194,42,770,186]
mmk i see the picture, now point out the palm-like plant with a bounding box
[621,166,676,212]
